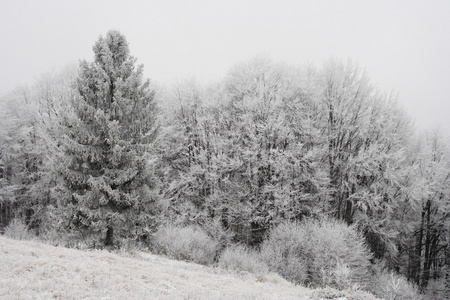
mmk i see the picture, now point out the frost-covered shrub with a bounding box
[202,217,235,249]
[36,216,100,249]
[260,221,308,284]
[153,225,218,265]
[424,276,450,300]
[372,270,423,300]
[218,244,269,274]
[332,261,354,290]
[261,218,372,289]
[3,219,34,240]
[306,218,372,288]
[311,286,381,300]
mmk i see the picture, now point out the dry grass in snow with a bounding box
[0,236,313,300]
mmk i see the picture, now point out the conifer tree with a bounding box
[59,30,159,247]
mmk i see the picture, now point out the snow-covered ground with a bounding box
[0,236,313,299]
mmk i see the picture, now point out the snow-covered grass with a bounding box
[0,236,314,300]
[153,225,218,265]
[218,244,269,274]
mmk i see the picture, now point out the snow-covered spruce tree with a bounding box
[58,30,159,247]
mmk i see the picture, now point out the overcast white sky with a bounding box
[1,0,449,132]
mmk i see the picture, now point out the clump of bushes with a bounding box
[218,244,269,274]
[260,221,308,284]
[153,224,218,265]
[3,219,34,240]
[424,275,450,300]
[261,218,372,289]
[371,270,423,300]
[311,286,381,300]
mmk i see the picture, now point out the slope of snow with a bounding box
[0,236,312,299]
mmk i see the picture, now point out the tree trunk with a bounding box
[421,200,432,291]
[343,185,354,225]
[344,199,353,225]
[105,225,114,247]
[410,208,425,285]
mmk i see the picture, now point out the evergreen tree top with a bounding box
[93,30,131,72]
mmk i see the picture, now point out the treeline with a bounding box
[0,31,448,297]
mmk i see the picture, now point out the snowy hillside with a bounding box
[0,236,314,300]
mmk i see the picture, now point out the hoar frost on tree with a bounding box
[58,30,159,247]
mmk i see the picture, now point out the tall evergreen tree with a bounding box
[58,30,159,247]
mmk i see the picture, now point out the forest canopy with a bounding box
[0,31,448,298]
